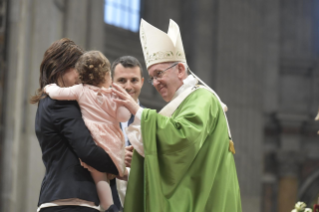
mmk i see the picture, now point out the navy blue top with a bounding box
[36,97,118,206]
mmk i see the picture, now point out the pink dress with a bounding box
[45,83,130,176]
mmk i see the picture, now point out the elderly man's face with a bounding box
[148,62,184,102]
[113,64,144,102]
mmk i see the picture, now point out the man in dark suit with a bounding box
[110,56,144,210]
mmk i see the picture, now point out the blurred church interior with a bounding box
[0,0,318,211]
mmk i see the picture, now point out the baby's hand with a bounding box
[43,83,55,94]
[43,84,51,93]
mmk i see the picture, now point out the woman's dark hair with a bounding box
[76,51,111,86]
[30,38,84,104]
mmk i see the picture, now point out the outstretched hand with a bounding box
[112,83,140,115]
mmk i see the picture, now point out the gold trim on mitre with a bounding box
[140,19,187,69]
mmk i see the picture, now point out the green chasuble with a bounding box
[124,88,242,212]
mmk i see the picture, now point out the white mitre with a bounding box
[140,19,187,69]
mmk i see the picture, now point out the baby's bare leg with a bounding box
[91,170,114,210]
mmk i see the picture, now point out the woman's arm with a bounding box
[52,100,119,174]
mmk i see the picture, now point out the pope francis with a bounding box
[112,19,242,212]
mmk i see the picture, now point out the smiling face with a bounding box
[113,64,144,102]
[148,62,186,102]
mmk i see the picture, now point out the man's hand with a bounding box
[125,145,134,167]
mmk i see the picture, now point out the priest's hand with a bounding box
[112,83,140,115]
[125,145,134,167]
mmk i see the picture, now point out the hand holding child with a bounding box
[125,145,134,167]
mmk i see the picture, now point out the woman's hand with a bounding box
[112,83,140,115]
[116,167,129,181]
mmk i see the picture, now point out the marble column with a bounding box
[276,113,307,212]
[277,151,304,212]
[1,0,65,211]
[214,1,266,211]
[63,0,89,49]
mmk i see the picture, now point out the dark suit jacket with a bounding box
[36,97,119,206]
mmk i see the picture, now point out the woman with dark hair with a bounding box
[31,38,119,212]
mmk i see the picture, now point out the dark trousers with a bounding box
[110,178,122,210]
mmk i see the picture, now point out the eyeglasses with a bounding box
[147,62,179,85]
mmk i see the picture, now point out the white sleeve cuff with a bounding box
[125,108,145,157]
[134,107,144,121]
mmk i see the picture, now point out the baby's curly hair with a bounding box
[75,51,111,86]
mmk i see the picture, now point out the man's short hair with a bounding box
[111,56,143,78]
